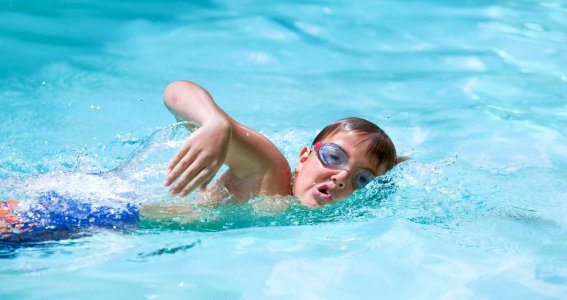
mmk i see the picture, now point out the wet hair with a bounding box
[312,117,398,174]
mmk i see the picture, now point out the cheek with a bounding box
[294,161,319,194]
[294,171,312,195]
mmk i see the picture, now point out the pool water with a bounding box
[1,0,567,298]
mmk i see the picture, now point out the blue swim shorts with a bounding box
[24,191,140,230]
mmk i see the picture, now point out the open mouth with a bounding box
[318,187,330,196]
[312,183,333,200]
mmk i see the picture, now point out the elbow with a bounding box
[163,80,185,110]
[163,80,201,110]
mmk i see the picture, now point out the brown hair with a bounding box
[312,117,399,174]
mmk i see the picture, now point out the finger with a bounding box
[164,148,198,187]
[180,166,213,196]
[175,166,207,197]
[170,159,206,195]
[199,173,216,191]
[168,140,193,171]
[168,144,191,172]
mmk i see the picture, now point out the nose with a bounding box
[331,169,350,190]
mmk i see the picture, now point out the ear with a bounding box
[294,146,311,173]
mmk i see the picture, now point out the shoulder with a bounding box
[260,153,292,196]
[220,121,292,198]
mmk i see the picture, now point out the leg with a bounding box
[0,200,28,236]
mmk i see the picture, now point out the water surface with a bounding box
[1,0,567,298]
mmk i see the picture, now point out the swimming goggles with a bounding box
[312,142,375,189]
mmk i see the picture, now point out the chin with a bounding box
[299,196,321,207]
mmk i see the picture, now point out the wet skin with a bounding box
[293,131,388,207]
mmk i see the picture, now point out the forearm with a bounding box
[163,80,252,174]
[163,80,229,127]
[162,80,291,197]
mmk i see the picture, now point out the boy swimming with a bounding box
[163,80,401,207]
[1,80,403,240]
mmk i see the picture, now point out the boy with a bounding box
[163,80,400,207]
[1,80,402,239]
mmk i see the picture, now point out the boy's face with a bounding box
[293,130,386,207]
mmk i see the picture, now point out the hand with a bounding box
[164,117,231,196]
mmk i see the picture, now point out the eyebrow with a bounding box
[360,164,379,176]
[350,135,384,173]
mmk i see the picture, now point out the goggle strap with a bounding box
[313,142,323,151]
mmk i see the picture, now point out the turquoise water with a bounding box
[2,0,567,298]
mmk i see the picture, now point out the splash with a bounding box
[1,122,198,208]
[0,122,199,242]
[2,122,541,237]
